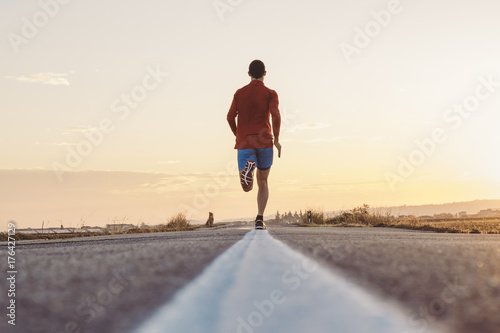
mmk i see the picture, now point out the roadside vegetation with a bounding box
[3,205,500,242]
[0,213,206,242]
[299,204,500,234]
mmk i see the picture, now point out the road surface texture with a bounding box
[270,226,500,333]
[0,227,248,333]
[1,225,499,332]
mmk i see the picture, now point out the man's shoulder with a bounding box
[265,86,277,94]
[258,82,277,94]
[263,86,278,98]
[234,82,278,97]
[234,83,250,95]
[255,82,278,97]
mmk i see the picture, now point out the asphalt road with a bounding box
[270,226,500,333]
[1,225,499,333]
[0,227,248,333]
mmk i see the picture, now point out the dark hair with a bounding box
[249,60,265,79]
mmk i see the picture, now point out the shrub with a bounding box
[326,204,394,226]
[166,213,190,230]
[302,209,325,224]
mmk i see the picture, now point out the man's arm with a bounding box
[227,93,238,136]
[270,91,281,158]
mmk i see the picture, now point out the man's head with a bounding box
[248,60,266,80]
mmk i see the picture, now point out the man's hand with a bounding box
[274,140,282,158]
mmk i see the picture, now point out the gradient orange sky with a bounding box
[2,0,500,230]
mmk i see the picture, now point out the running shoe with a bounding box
[255,219,267,230]
[240,160,256,192]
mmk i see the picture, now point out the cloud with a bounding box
[286,122,331,133]
[369,136,393,143]
[455,172,472,180]
[55,142,77,146]
[62,126,98,134]
[158,160,181,165]
[5,72,71,86]
[299,180,387,191]
[277,179,299,185]
[416,172,472,182]
[140,176,195,192]
[137,170,236,194]
[299,184,328,191]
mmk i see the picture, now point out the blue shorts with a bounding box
[238,147,273,171]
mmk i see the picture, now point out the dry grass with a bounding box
[299,205,500,234]
[0,231,113,242]
[0,213,203,242]
[393,218,500,234]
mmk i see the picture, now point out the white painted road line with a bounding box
[133,230,444,333]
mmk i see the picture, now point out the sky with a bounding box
[1,0,500,230]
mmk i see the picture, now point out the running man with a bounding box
[227,60,282,230]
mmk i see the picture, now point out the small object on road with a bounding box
[206,212,214,227]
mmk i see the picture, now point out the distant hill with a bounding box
[375,199,500,217]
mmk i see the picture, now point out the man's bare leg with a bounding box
[256,168,270,216]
